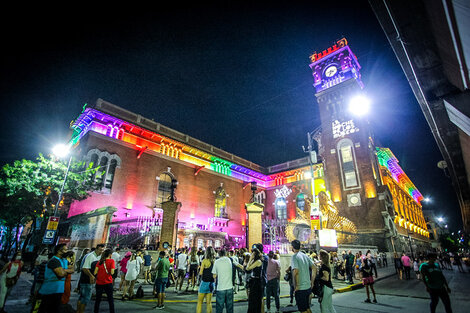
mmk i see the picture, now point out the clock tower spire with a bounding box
[309,38,387,248]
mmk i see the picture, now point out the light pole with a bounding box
[52,144,72,217]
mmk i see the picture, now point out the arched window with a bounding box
[156,172,174,208]
[274,197,287,219]
[337,139,359,189]
[105,159,118,190]
[214,185,227,218]
[95,156,108,187]
[90,153,99,168]
[85,149,121,193]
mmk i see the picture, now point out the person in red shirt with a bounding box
[93,249,115,313]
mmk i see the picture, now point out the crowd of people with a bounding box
[0,242,467,313]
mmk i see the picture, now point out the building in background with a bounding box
[369,0,470,232]
[309,38,429,253]
[62,38,431,253]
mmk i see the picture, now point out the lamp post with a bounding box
[52,144,72,217]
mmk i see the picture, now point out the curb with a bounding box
[334,273,396,293]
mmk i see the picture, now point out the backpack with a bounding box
[362,258,372,274]
[311,273,323,298]
[136,285,144,298]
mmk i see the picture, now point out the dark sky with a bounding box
[0,2,462,229]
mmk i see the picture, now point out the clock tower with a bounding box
[309,38,390,246]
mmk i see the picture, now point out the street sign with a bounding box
[46,217,60,230]
[311,215,321,230]
[43,216,60,244]
[43,230,56,244]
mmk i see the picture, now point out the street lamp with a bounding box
[437,217,444,223]
[349,95,370,116]
[52,144,73,217]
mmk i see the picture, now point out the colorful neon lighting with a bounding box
[309,39,363,93]
[70,108,323,188]
[376,148,424,204]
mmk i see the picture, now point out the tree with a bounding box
[0,153,98,256]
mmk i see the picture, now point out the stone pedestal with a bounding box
[160,201,182,251]
[245,202,264,250]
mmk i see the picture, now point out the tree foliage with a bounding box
[0,154,98,254]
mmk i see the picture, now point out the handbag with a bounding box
[5,277,16,287]
[284,272,291,282]
[311,276,323,297]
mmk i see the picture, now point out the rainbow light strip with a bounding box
[69,108,324,187]
[376,147,424,204]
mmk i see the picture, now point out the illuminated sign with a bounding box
[274,185,292,199]
[309,38,348,63]
[332,120,359,138]
[318,229,338,248]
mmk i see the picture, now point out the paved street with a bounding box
[5,264,470,312]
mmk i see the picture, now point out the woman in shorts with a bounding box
[196,246,215,313]
[187,248,200,292]
[361,256,377,303]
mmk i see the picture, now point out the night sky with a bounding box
[0,2,462,229]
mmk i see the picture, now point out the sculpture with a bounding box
[318,191,357,243]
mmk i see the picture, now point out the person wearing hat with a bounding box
[119,252,132,293]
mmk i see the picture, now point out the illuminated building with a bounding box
[310,38,429,252]
[64,38,430,253]
[66,99,324,249]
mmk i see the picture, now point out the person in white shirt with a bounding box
[77,244,104,313]
[122,253,140,300]
[212,249,234,313]
[111,248,121,289]
[135,249,144,281]
[176,248,188,293]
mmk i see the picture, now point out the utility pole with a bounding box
[304,131,320,251]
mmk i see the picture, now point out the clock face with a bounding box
[324,65,337,77]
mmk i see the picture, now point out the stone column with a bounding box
[160,201,182,251]
[245,202,264,250]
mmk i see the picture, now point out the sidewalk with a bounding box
[134,264,398,303]
[4,263,398,309]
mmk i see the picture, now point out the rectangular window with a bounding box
[344,171,358,187]
[340,146,353,163]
